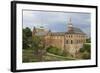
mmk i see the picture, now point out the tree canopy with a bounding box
[23,27,32,49]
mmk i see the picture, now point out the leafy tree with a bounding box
[80,44,91,53]
[82,51,90,59]
[23,27,32,37]
[47,46,61,55]
[86,38,91,43]
[80,44,91,59]
[32,36,46,61]
[23,27,32,49]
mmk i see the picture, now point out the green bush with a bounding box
[80,44,91,53]
[86,38,91,43]
[23,27,32,49]
[46,46,61,55]
[82,51,90,59]
[80,44,91,59]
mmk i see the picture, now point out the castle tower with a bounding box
[68,17,73,32]
[32,26,36,37]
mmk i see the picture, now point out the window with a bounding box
[69,35,70,38]
[71,35,72,38]
[71,40,73,44]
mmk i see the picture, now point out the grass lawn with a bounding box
[44,52,76,61]
[22,49,76,63]
[22,49,38,62]
[22,43,91,63]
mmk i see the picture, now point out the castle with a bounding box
[32,18,87,57]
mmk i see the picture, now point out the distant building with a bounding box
[32,18,87,57]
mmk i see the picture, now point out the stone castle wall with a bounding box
[44,34,86,57]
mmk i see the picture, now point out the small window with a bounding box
[69,35,70,38]
[71,40,73,44]
[71,35,72,38]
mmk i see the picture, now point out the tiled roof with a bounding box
[66,27,86,35]
[50,32,65,36]
[35,31,49,36]
[35,27,86,36]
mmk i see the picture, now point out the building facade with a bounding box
[32,18,87,57]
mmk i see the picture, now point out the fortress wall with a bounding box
[65,44,83,56]
[50,36,65,51]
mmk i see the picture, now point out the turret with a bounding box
[68,17,73,32]
[32,26,36,37]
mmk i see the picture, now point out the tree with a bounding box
[86,38,91,43]
[80,44,91,53]
[32,36,46,61]
[23,27,32,49]
[82,51,90,59]
[80,44,91,59]
[46,46,62,55]
[23,27,32,37]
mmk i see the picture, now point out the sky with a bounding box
[23,10,91,37]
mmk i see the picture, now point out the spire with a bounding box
[68,17,72,25]
[69,17,71,23]
[32,26,36,36]
[68,17,73,32]
[48,29,51,32]
[33,26,36,32]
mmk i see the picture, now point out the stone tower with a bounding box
[32,27,36,37]
[68,18,73,32]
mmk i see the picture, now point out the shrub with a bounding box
[86,38,91,43]
[80,44,91,53]
[46,46,61,55]
[80,44,91,59]
[82,51,90,59]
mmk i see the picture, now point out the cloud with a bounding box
[23,10,91,36]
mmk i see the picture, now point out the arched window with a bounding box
[71,35,72,38]
[71,40,73,44]
[69,35,70,38]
